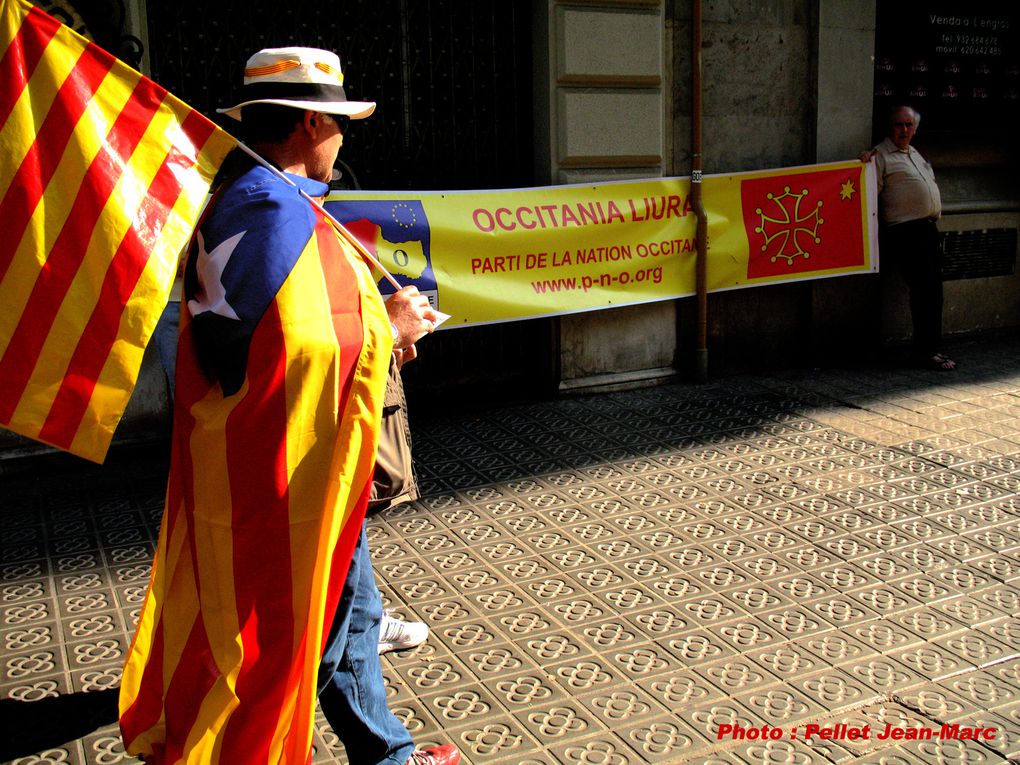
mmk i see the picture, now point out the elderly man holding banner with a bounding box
[861,105,955,371]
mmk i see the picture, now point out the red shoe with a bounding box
[406,745,460,765]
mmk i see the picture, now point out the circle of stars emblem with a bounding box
[392,203,416,231]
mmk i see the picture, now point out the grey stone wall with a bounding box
[671,0,821,175]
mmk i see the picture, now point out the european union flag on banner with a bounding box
[325,199,439,310]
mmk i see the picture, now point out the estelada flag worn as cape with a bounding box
[0,0,234,462]
[119,162,393,763]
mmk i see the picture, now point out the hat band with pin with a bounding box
[239,82,349,103]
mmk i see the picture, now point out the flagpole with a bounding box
[235,141,403,290]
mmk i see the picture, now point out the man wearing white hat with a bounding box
[120,47,458,765]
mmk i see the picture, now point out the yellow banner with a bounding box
[325,160,878,328]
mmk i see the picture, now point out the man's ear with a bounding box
[302,110,319,136]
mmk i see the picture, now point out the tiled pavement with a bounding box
[2,336,1020,765]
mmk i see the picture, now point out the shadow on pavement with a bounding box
[0,688,119,760]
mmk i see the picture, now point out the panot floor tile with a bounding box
[3,336,1020,763]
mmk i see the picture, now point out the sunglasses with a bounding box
[319,113,352,132]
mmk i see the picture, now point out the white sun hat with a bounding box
[217,46,376,121]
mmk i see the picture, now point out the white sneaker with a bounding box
[378,611,429,654]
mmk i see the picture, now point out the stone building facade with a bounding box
[2,0,1017,456]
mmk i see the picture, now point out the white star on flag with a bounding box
[187,230,244,320]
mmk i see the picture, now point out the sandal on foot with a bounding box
[926,353,956,371]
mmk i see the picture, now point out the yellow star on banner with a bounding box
[840,179,857,201]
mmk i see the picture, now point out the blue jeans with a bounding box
[153,301,180,400]
[317,527,415,765]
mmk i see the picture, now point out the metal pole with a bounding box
[691,0,709,383]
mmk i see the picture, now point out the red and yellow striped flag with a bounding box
[119,162,393,763]
[0,0,236,462]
